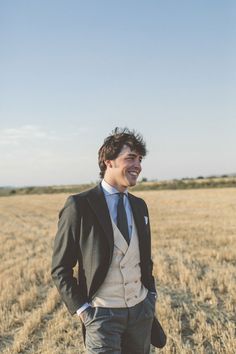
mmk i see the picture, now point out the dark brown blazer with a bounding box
[51,183,166,348]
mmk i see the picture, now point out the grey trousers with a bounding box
[82,292,155,354]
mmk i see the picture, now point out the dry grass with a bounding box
[0,189,235,353]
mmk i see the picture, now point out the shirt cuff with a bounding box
[76,303,91,316]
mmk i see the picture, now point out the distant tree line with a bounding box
[1,175,236,197]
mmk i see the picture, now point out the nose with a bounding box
[134,158,142,172]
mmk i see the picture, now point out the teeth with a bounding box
[129,172,138,176]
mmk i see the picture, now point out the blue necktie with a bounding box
[117,193,130,245]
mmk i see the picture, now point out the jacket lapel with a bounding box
[128,193,147,254]
[87,184,114,256]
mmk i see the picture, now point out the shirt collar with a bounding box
[101,179,128,196]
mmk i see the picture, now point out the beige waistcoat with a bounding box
[91,218,148,308]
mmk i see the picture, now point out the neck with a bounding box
[103,178,127,193]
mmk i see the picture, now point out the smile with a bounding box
[128,171,139,177]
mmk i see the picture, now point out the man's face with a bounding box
[104,145,142,192]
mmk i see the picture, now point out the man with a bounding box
[51,127,165,353]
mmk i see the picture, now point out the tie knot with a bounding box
[117,192,125,200]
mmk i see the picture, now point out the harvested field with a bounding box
[0,189,235,353]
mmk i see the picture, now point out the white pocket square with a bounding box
[144,216,148,225]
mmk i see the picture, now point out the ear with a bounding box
[104,160,113,168]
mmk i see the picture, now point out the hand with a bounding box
[79,306,92,323]
[79,310,87,323]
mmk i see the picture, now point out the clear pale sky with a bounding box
[1,1,235,187]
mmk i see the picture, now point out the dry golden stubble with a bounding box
[0,189,235,353]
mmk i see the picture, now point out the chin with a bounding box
[129,180,137,187]
[124,176,138,187]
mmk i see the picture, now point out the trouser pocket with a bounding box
[84,307,112,327]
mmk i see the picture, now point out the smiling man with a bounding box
[51,127,164,353]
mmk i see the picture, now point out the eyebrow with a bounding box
[127,153,142,159]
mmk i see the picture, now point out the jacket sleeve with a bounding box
[51,196,84,315]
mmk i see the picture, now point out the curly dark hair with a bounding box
[98,127,147,179]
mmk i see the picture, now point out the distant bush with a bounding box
[141,177,148,182]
